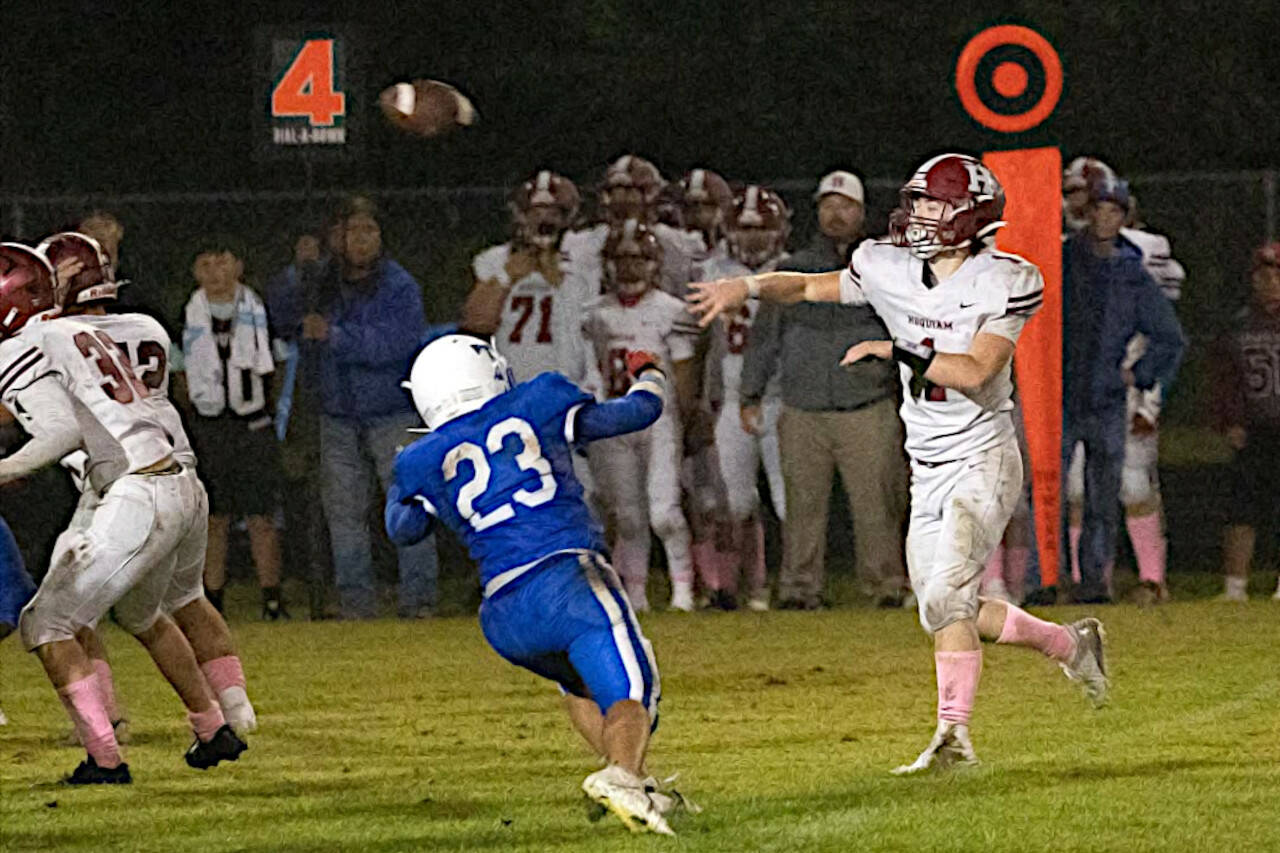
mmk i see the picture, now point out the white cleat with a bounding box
[644,773,702,817]
[1061,617,1109,708]
[746,594,770,612]
[669,581,695,613]
[583,765,675,836]
[1271,584,1280,601]
[0,706,7,726]
[892,720,978,775]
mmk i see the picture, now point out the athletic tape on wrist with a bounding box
[892,338,936,373]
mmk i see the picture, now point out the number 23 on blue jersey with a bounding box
[443,417,557,531]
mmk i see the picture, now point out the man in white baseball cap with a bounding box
[813,171,866,258]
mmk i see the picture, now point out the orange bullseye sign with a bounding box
[956,25,1062,133]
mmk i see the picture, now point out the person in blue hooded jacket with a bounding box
[1061,177,1185,603]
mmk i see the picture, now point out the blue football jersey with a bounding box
[392,372,606,587]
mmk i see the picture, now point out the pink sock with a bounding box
[691,541,720,592]
[1004,546,1029,602]
[58,674,121,768]
[742,519,767,598]
[201,656,247,693]
[188,704,227,743]
[715,542,738,595]
[1069,525,1082,584]
[996,604,1077,662]
[982,544,1006,589]
[935,650,982,725]
[1128,512,1166,585]
[92,659,121,722]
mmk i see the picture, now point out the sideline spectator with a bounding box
[1213,243,1280,600]
[179,238,287,618]
[267,227,333,619]
[306,198,437,619]
[741,170,908,609]
[1061,178,1185,604]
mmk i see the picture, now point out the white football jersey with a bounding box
[0,316,174,492]
[840,240,1044,463]
[472,243,598,386]
[57,313,196,491]
[1121,227,1185,302]
[563,222,698,298]
[582,289,700,403]
[700,254,785,404]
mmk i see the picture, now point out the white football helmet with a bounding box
[403,335,514,430]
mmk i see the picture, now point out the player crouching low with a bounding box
[386,335,691,835]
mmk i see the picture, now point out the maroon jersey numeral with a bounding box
[508,295,553,344]
[74,331,149,404]
[726,305,751,355]
[132,340,168,390]
[606,347,631,397]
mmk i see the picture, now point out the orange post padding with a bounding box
[984,148,1062,587]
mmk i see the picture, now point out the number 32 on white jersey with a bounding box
[442,417,557,531]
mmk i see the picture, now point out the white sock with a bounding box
[1226,576,1247,598]
[218,686,257,734]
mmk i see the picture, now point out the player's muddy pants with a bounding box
[1062,406,1127,600]
[776,399,907,604]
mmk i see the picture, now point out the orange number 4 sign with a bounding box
[271,39,345,127]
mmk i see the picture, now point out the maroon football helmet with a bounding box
[727,185,791,269]
[37,232,117,308]
[509,170,580,250]
[679,168,734,238]
[888,154,1006,259]
[0,243,58,339]
[599,155,665,225]
[603,219,663,305]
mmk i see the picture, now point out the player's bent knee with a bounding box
[918,576,979,636]
[649,510,688,541]
[18,604,76,652]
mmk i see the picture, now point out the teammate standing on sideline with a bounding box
[689,154,1110,771]
[387,335,686,835]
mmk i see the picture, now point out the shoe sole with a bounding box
[582,786,673,836]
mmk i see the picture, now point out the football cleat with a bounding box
[0,705,7,726]
[62,756,132,785]
[644,773,702,817]
[185,724,248,770]
[891,720,978,775]
[1061,617,1109,708]
[582,765,674,836]
[746,594,769,612]
[669,582,695,612]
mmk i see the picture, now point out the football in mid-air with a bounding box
[379,79,477,138]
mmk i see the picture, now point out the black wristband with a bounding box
[892,338,936,374]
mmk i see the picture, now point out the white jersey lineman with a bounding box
[582,287,700,608]
[699,255,786,522]
[0,316,205,650]
[840,239,1043,631]
[59,312,209,619]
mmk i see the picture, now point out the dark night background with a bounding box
[0,0,1275,573]
[2,0,1277,192]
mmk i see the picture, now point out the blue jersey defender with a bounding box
[386,339,667,726]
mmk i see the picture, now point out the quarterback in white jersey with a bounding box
[690,154,1109,772]
[582,220,700,612]
[0,241,243,784]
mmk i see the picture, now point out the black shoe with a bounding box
[776,597,807,611]
[185,724,248,770]
[710,590,738,611]
[876,594,904,609]
[262,586,290,621]
[1023,586,1058,607]
[1069,587,1113,605]
[62,756,132,785]
[205,587,224,614]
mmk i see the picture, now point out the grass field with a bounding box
[3,592,1280,852]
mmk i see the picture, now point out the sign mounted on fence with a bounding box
[254,27,361,159]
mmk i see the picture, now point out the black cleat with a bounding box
[262,587,290,621]
[185,724,248,770]
[62,756,132,785]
